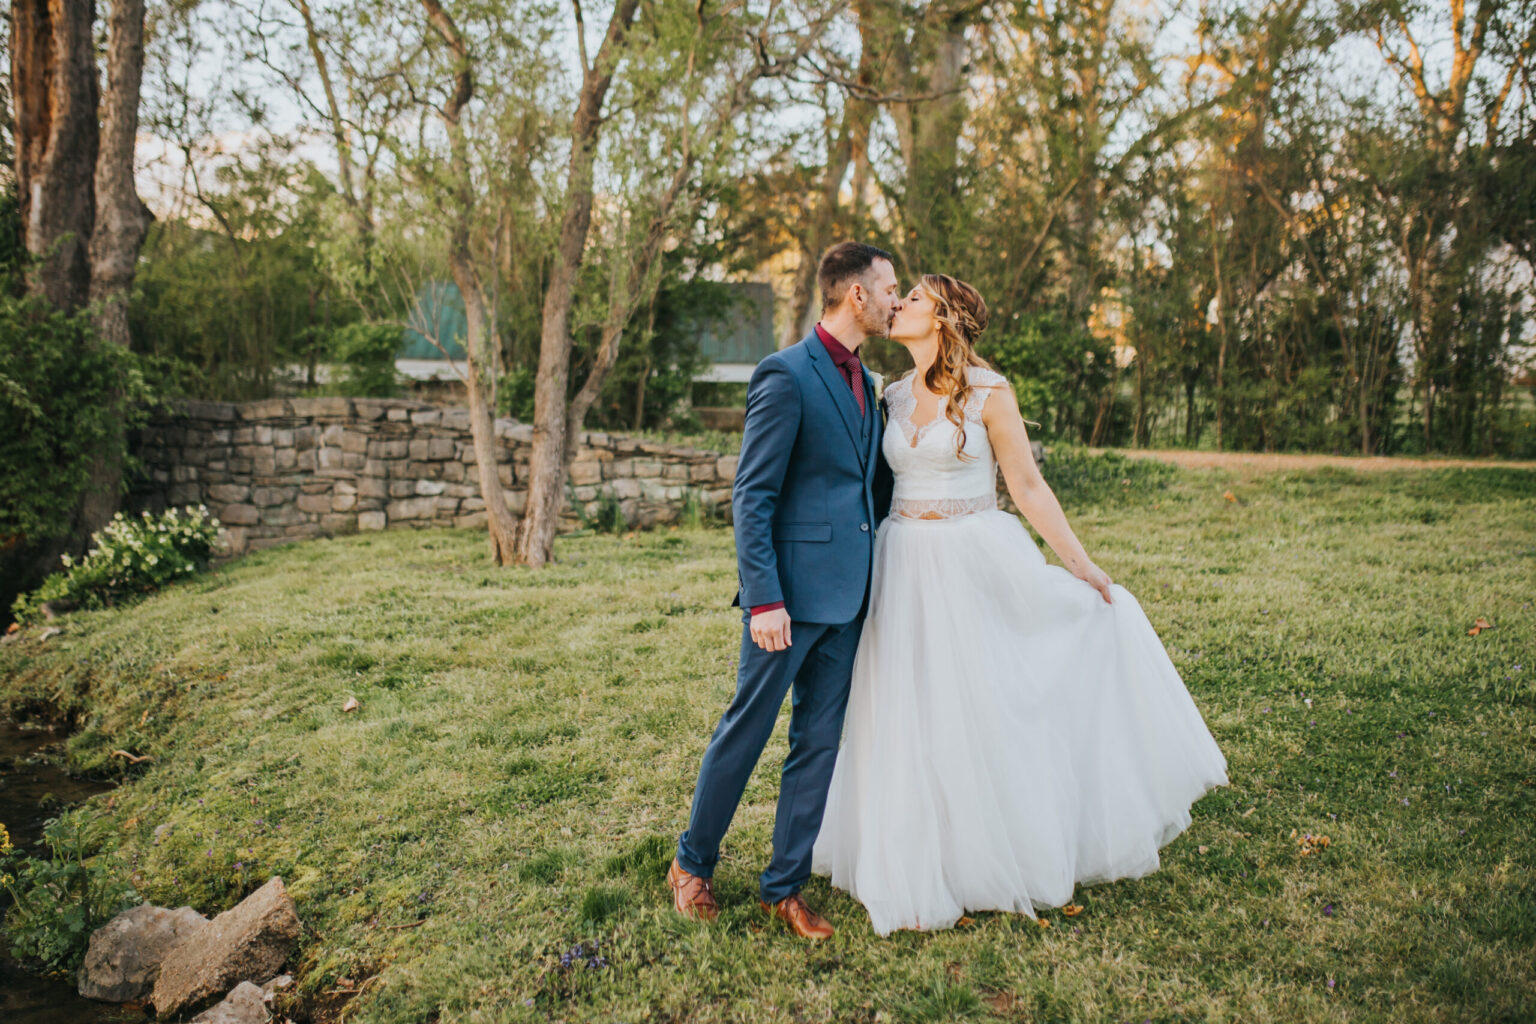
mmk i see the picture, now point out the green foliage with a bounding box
[129,154,345,401]
[1039,447,1179,511]
[0,815,138,973]
[1484,391,1536,459]
[677,488,722,529]
[982,310,1113,443]
[626,428,740,454]
[571,489,627,535]
[496,365,537,422]
[553,264,735,433]
[0,294,157,546]
[11,506,222,623]
[325,322,403,398]
[0,183,25,289]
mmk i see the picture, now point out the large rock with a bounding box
[79,904,209,1002]
[188,981,267,1024]
[151,877,300,1019]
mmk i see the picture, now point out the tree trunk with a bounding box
[12,0,98,312]
[1133,351,1146,447]
[421,0,520,562]
[74,0,153,543]
[516,0,641,568]
[1184,374,1199,446]
[89,0,151,345]
[455,260,520,563]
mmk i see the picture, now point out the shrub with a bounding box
[0,815,138,973]
[325,321,403,398]
[0,293,156,548]
[571,488,627,535]
[11,506,222,622]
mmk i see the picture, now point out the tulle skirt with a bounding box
[810,508,1229,936]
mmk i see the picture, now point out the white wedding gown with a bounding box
[809,366,1229,936]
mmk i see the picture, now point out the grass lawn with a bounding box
[2,459,1533,1023]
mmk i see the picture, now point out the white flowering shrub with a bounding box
[11,506,223,622]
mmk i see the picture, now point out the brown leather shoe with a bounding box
[667,858,718,921]
[759,892,835,940]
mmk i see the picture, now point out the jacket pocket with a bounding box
[772,521,833,543]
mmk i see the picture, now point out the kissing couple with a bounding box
[667,241,1229,938]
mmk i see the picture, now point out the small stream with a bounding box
[0,718,147,1023]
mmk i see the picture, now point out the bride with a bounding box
[809,273,1230,936]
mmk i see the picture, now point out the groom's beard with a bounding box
[857,302,892,339]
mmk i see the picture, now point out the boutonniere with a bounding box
[869,370,887,418]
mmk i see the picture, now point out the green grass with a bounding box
[2,462,1534,1023]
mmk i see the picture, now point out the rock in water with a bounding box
[188,981,267,1024]
[151,876,301,1018]
[79,904,210,1001]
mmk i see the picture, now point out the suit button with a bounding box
[860,523,869,532]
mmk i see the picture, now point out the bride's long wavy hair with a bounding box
[917,273,996,461]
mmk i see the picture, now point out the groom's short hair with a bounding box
[818,241,894,312]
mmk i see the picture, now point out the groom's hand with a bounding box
[750,608,793,652]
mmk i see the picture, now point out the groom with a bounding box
[668,241,900,939]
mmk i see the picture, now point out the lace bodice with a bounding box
[883,366,1009,519]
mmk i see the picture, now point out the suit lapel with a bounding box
[806,332,865,464]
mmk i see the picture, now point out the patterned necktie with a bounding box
[846,354,866,417]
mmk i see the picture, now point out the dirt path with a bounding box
[1085,448,1536,473]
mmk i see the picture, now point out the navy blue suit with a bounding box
[676,330,893,903]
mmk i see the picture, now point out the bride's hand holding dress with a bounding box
[979,378,1113,603]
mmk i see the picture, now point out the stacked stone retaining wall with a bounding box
[129,398,738,554]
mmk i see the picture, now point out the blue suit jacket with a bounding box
[731,330,894,624]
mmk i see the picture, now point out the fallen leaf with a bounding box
[123,817,139,829]
[1062,904,1084,917]
[985,992,1017,1014]
[956,916,975,927]
[1036,917,1050,928]
[4,622,17,635]
[1223,491,1237,502]
[342,697,360,713]
[1198,845,1209,854]
[1297,833,1331,856]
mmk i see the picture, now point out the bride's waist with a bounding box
[888,493,998,521]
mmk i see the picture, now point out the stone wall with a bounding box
[129,398,737,554]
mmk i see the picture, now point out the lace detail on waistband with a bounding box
[891,493,998,520]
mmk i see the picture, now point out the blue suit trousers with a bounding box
[675,614,862,904]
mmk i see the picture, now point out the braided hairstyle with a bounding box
[917,273,997,461]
